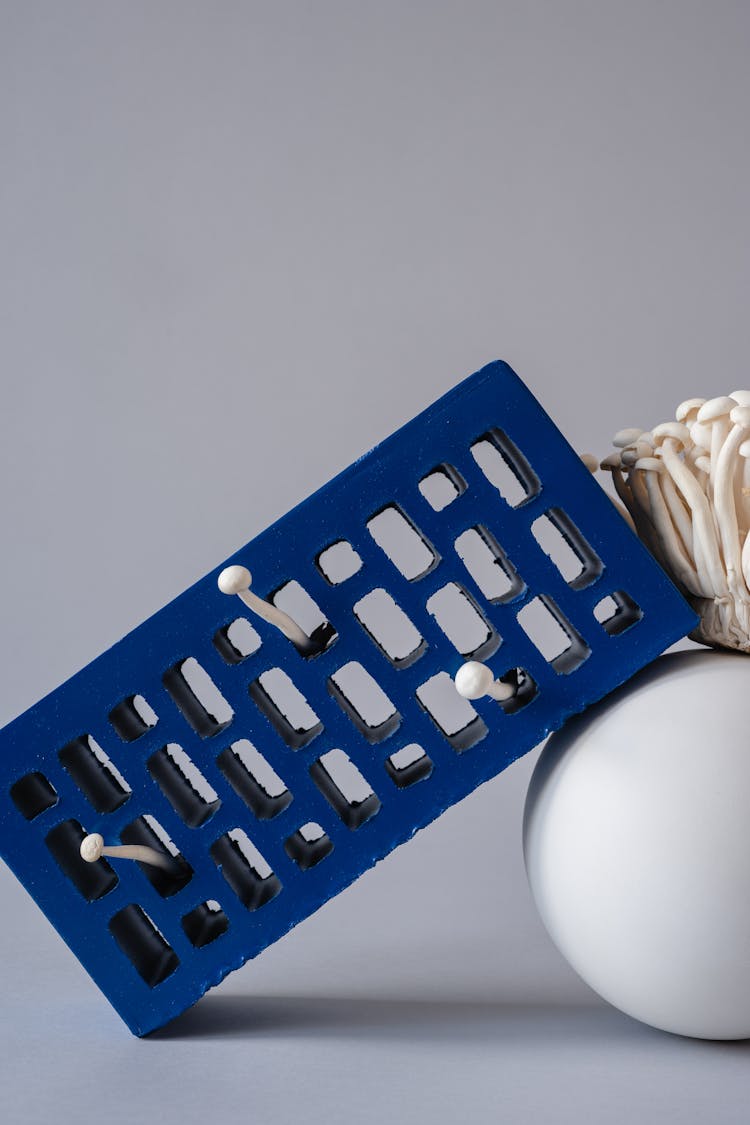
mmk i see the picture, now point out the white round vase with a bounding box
[524,649,750,1039]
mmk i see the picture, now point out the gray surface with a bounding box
[2,2,750,1121]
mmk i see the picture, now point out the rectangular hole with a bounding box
[517,596,591,674]
[213,617,262,664]
[249,668,323,750]
[216,739,292,820]
[109,904,179,988]
[181,900,230,948]
[455,526,525,603]
[385,744,433,789]
[210,828,282,910]
[418,463,466,511]
[531,508,604,590]
[310,748,381,830]
[58,735,131,814]
[10,771,58,820]
[148,744,221,828]
[163,657,234,738]
[271,580,337,656]
[416,672,488,752]
[366,504,438,581]
[120,815,193,897]
[46,819,118,901]
[284,821,334,869]
[426,582,499,660]
[470,428,541,507]
[108,694,158,742]
[328,661,401,743]
[353,588,426,668]
[595,590,643,636]
[495,667,539,715]
[316,540,363,585]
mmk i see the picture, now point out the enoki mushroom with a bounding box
[591,393,750,653]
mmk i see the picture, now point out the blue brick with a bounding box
[0,361,697,1034]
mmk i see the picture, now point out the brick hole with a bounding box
[163,657,234,738]
[216,739,292,820]
[310,749,381,830]
[366,505,438,581]
[249,668,322,750]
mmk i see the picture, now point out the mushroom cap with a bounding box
[739,440,750,459]
[454,661,494,700]
[80,833,104,864]
[599,452,622,470]
[619,438,653,466]
[579,452,598,473]
[730,405,750,427]
[690,421,712,451]
[697,396,737,423]
[651,422,691,447]
[218,565,252,595]
[676,397,706,422]
[635,457,663,472]
[695,454,712,473]
[613,428,643,449]
[731,390,750,406]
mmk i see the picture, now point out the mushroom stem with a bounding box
[711,408,750,602]
[635,459,701,595]
[656,438,728,597]
[659,470,694,559]
[609,392,750,652]
[596,456,637,531]
[218,565,313,651]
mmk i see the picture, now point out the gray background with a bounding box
[2,2,750,1121]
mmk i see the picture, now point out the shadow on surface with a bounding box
[153,993,670,1045]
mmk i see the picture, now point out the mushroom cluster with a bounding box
[596,393,750,652]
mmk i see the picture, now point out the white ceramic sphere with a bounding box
[524,650,750,1039]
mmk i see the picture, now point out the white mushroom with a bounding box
[79,834,174,871]
[676,397,706,424]
[454,661,515,702]
[697,397,737,490]
[740,438,750,593]
[730,393,750,533]
[598,452,639,535]
[613,428,644,449]
[651,422,726,600]
[634,456,699,595]
[218,564,313,651]
[712,405,750,604]
[594,389,750,652]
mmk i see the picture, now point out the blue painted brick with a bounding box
[0,361,697,1034]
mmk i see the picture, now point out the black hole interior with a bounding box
[45,819,118,901]
[120,817,193,897]
[10,772,58,820]
[210,832,282,911]
[216,742,292,820]
[58,736,130,814]
[108,695,157,742]
[162,658,234,739]
[181,901,230,948]
[284,824,334,870]
[109,904,179,987]
[147,746,221,828]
